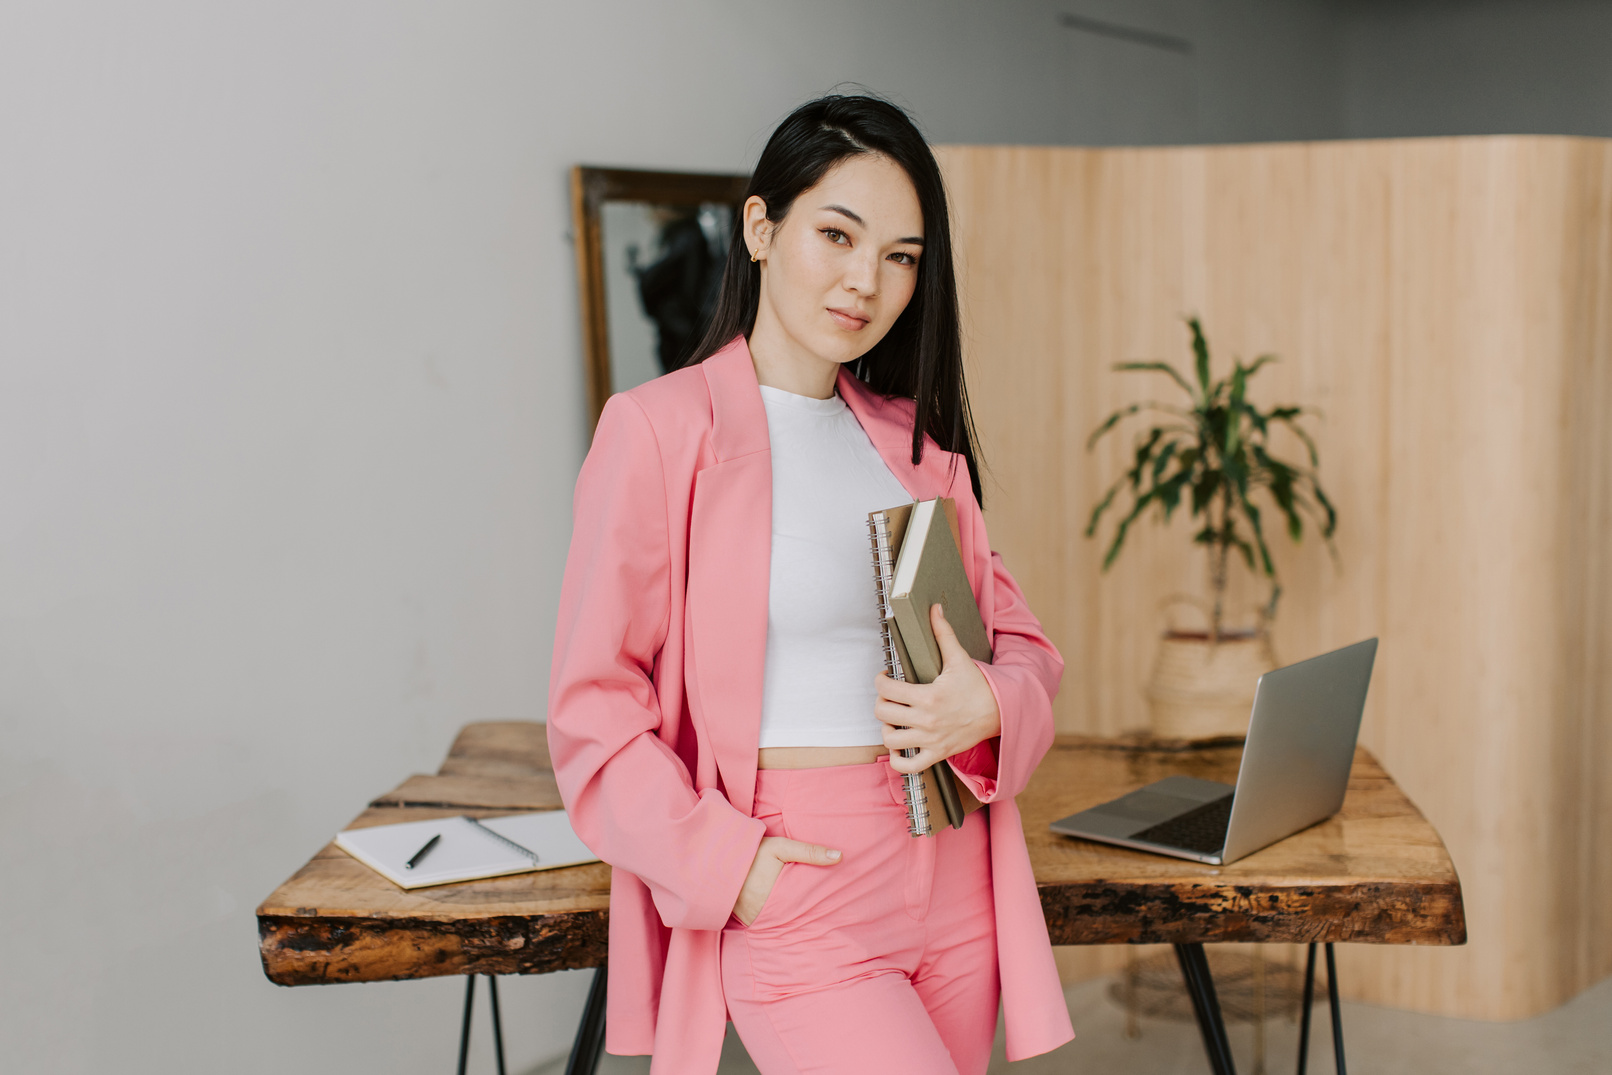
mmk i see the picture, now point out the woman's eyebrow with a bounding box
[821,203,925,246]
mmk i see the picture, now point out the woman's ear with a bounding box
[742,195,771,262]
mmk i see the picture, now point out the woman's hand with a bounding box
[732,836,842,926]
[875,603,1001,774]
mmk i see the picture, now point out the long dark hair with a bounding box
[684,94,984,504]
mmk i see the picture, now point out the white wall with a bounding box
[0,2,1354,1072]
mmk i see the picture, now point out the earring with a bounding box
[751,248,760,263]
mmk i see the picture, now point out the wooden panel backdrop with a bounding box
[935,137,1612,1021]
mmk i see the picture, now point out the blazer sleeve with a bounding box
[944,492,1064,804]
[548,394,765,932]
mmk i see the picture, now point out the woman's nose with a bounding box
[842,251,880,296]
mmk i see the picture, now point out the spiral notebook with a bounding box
[335,810,598,890]
[868,498,988,836]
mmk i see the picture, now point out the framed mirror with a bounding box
[571,166,750,432]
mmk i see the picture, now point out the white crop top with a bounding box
[756,384,913,748]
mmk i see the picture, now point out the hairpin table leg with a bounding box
[1174,943,1238,1075]
[1324,944,1347,1075]
[1297,943,1347,1075]
[454,974,508,1075]
[1297,943,1317,1075]
[488,975,507,1075]
[564,965,608,1075]
[457,974,477,1075]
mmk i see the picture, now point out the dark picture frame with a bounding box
[571,166,750,432]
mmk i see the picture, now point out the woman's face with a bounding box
[746,153,925,369]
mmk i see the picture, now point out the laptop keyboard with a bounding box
[1132,795,1234,854]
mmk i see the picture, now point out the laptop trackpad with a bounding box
[1093,788,1206,825]
[1050,776,1236,840]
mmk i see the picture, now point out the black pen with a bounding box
[404,833,441,870]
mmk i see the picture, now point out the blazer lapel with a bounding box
[837,367,955,501]
[838,369,986,599]
[686,339,772,815]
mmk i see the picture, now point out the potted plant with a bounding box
[1086,318,1337,739]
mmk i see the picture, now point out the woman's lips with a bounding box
[827,307,870,331]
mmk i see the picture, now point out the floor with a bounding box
[528,968,1612,1074]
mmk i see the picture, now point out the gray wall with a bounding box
[0,1,1602,1073]
[1341,0,1612,138]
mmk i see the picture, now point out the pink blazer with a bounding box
[548,336,1074,1073]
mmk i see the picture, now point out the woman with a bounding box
[549,95,1072,1074]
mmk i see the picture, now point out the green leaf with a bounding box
[1243,354,1279,380]
[1167,463,1197,506]
[1230,360,1248,410]
[1151,439,1179,485]
[1188,317,1211,399]
[1238,401,1270,437]
[1126,428,1166,488]
[1102,488,1160,570]
[1229,532,1256,571]
[1113,361,1194,399]
[1086,404,1140,449]
[1240,499,1277,577]
[1274,414,1321,467]
[1311,481,1339,538]
[1223,446,1250,498]
[1085,402,1196,449]
[1084,474,1126,537]
[1205,406,1229,457]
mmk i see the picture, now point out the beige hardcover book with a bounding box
[888,499,992,680]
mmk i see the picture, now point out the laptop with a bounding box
[1050,638,1378,865]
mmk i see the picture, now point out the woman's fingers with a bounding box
[875,698,932,729]
[774,838,842,865]
[880,724,924,753]
[886,747,936,774]
[930,602,971,672]
[874,671,924,704]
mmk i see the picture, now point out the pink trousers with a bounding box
[719,758,1000,1075]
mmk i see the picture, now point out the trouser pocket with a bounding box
[737,800,913,995]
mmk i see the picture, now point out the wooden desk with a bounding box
[258,722,608,987]
[1027,735,1465,949]
[258,726,1464,1074]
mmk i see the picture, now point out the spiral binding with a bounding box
[869,513,931,837]
[462,815,541,863]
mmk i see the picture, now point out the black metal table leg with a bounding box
[1174,943,1238,1075]
[1297,944,1318,1075]
[488,976,508,1075]
[1297,943,1347,1075]
[564,964,608,1075]
[455,975,508,1075]
[1324,945,1347,1075]
[457,975,477,1075]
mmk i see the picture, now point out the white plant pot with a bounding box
[1145,630,1278,741]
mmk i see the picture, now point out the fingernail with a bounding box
[827,849,841,860]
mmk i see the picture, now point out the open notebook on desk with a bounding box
[335,810,598,890]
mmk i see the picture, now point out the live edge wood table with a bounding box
[257,725,1465,1075]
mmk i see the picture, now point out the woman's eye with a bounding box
[822,228,848,245]
[889,252,918,266]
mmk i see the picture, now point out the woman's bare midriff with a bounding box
[756,745,890,770]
